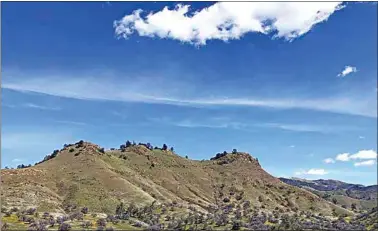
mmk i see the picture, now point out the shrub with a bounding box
[162,144,168,151]
[58,223,71,231]
[51,150,59,158]
[223,198,230,203]
[81,207,89,214]
[97,218,107,227]
[49,218,55,227]
[232,149,238,154]
[26,208,37,215]
[81,221,92,228]
[77,140,84,147]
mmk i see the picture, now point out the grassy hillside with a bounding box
[2,140,367,230]
[279,177,377,212]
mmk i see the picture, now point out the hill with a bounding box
[2,140,370,230]
[279,177,377,212]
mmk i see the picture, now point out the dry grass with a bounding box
[1,142,352,217]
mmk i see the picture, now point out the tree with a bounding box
[232,149,238,154]
[185,155,188,159]
[116,202,125,215]
[351,203,357,210]
[162,144,168,151]
[170,147,174,152]
[77,140,84,148]
[17,164,26,169]
[96,218,107,227]
[120,144,126,152]
[332,198,337,204]
[98,148,105,154]
[126,140,132,148]
[58,223,71,231]
[51,150,59,158]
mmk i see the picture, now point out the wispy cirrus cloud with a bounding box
[22,103,61,111]
[149,117,360,134]
[256,123,361,133]
[11,158,25,163]
[354,160,376,167]
[2,73,377,118]
[54,120,87,126]
[114,2,345,46]
[295,168,328,176]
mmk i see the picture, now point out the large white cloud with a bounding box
[114,2,345,45]
[336,150,377,162]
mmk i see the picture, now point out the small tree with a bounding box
[77,140,84,148]
[81,207,89,214]
[116,202,125,215]
[232,149,237,154]
[185,155,188,159]
[126,140,132,148]
[351,203,357,210]
[332,198,337,204]
[170,147,174,152]
[51,150,59,158]
[162,144,168,151]
[120,144,126,152]
[96,218,107,227]
[58,223,71,231]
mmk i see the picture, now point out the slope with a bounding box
[1,141,352,217]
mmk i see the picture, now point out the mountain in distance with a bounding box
[279,177,377,212]
[1,140,377,230]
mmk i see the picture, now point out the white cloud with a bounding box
[337,66,358,77]
[295,168,328,176]
[290,145,295,148]
[2,74,377,118]
[114,2,345,46]
[324,158,335,164]
[336,153,351,161]
[257,122,360,133]
[359,136,365,139]
[54,120,87,126]
[350,150,377,160]
[22,103,61,111]
[354,160,376,167]
[149,117,247,130]
[335,150,377,164]
[11,158,25,163]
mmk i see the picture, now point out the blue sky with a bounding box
[1,2,377,185]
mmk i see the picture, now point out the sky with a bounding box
[1,1,377,185]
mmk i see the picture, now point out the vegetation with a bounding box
[1,140,377,230]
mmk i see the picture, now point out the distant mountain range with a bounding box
[279,177,377,211]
